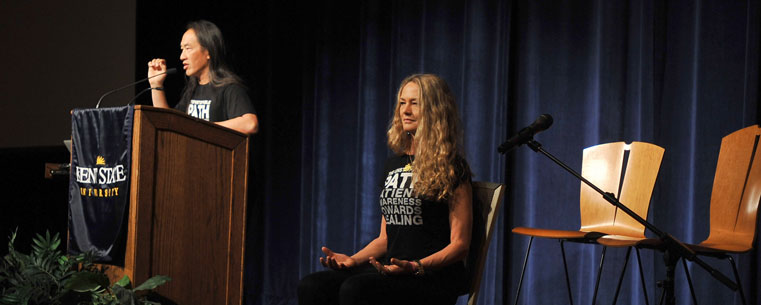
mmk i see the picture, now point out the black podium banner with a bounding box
[68,106,133,263]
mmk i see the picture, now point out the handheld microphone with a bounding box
[498,114,553,154]
[95,68,177,108]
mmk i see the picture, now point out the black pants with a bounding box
[298,265,460,305]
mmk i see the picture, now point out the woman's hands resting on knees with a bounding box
[369,257,418,275]
[319,247,357,270]
[319,246,420,275]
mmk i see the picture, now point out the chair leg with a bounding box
[513,236,533,305]
[559,240,575,305]
[681,258,697,305]
[592,246,608,305]
[612,247,632,305]
[635,248,650,305]
[726,255,747,305]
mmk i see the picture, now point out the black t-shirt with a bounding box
[174,83,256,122]
[379,154,470,291]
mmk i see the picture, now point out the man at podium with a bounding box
[146,20,259,135]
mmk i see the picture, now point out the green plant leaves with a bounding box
[112,284,136,305]
[31,232,60,256]
[134,275,171,291]
[115,275,131,288]
[64,271,110,292]
[1,230,170,305]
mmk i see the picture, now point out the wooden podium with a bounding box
[108,106,249,305]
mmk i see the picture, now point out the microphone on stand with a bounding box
[498,114,554,154]
[95,68,177,108]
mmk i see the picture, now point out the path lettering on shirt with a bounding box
[380,166,423,226]
[188,99,211,121]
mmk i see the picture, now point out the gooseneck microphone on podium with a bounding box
[498,114,554,154]
[95,68,177,108]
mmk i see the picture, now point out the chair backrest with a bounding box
[705,125,761,250]
[466,181,505,305]
[579,142,664,237]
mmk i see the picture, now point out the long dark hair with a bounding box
[179,20,243,104]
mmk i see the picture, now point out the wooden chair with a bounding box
[598,125,761,305]
[466,181,506,305]
[512,142,664,305]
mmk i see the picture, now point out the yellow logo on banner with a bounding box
[75,155,126,198]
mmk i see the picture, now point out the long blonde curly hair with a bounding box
[387,74,470,201]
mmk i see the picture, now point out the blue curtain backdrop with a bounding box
[504,1,760,304]
[134,0,761,304]
[283,1,761,304]
[295,1,510,304]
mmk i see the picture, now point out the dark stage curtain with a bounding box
[504,1,761,304]
[135,0,761,304]
[295,1,509,304]
[289,1,761,304]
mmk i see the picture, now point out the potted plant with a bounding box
[0,231,170,305]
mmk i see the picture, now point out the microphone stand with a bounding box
[95,68,176,108]
[511,138,737,305]
[126,87,155,106]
